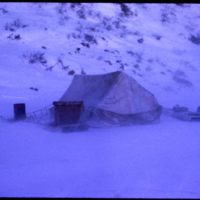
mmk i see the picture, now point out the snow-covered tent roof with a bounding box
[60,71,161,124]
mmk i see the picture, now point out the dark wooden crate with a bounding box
[14,103,26,120]
[53,101,83,125]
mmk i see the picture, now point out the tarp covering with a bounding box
[60,71,161,124]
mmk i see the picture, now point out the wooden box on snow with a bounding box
[53,101,83,126]
[14,103,26,120]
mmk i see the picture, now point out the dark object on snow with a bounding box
[14,103,26,120]
[173,111,200,121]
[81,42,90,48]
[53,101,83,126]
[68,70,75,75]
[75,47,80,53]
[188,112,200,121]
[137,38,144,44]
[172,105,200,121]
[30,87,39,91]
[14,34,21,40]
[172,105,188,112]
[189,34,200,45]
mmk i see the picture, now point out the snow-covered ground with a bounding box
[0,3,200,198]
[1,116,200,198]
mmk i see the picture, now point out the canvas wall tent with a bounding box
[59,71,161,125]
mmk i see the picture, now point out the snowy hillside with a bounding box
[1,3,200,198]
[0,3,200,117]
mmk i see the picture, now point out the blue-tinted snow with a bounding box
[0,3,200,198]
